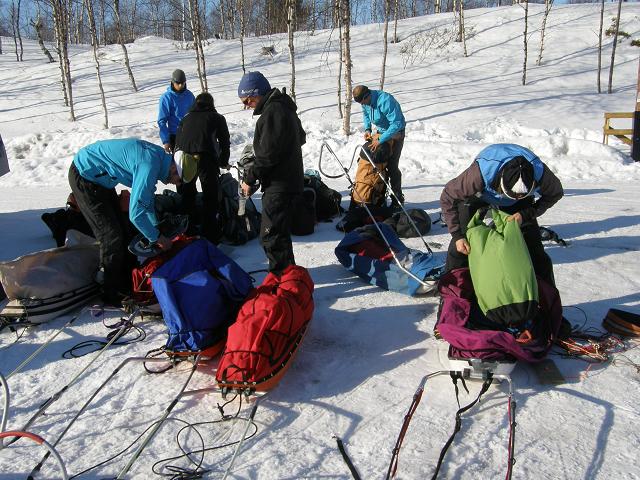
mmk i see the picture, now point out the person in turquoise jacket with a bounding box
[353,85,406,207]
[69,138,182,305]
[157,69,195,153]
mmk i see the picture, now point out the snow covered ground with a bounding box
[1,3,639,479]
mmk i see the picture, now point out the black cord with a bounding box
[62,319,146,359]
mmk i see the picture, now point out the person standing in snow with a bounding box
[352,85,406,208]
[69,138,183,306]
[157,69,195,153]
[440,143,563,286]
[237,71,306,274]
[174,92,231,244]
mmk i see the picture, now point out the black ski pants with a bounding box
[387,131,405,205]
[68,163,134,299]
[178,153,221,244]
[445,197,555,286]
[260,191,296,274]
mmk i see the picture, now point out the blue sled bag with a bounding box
[151,238,253,353]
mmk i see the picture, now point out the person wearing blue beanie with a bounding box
[237,71,306,274]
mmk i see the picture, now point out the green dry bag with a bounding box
[466,208,538,328]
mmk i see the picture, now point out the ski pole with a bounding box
[26,356,173,479]
[0,373,8,445]
[115,354,201,479]
[8,308,140,444]
[221,394,263,480]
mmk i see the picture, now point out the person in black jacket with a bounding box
[237,71,306,274]
[175,92,231,243]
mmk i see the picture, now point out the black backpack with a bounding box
[218,173,261,245]
[291,188,316,236]
[303,172,344,221]
[383,209,432,238]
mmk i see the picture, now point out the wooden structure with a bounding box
[603,112,633,146]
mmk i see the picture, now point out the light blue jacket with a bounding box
[157,85,195,144]
[361,90,406,144]
[476,144,544,207]
[73,138,173,242]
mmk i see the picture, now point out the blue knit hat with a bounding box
[238,71,271,97]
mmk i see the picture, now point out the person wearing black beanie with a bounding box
[237,71,306,274]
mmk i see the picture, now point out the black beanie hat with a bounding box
[500,156,535,199]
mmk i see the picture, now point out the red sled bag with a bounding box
[216,265,314,392]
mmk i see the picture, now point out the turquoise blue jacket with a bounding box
[73,138,173,242]
[361,90,406,144]
[157,85,195,144]
[476,144,544,207]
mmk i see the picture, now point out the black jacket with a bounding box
[175,104,231,168]
[246,88,306,193]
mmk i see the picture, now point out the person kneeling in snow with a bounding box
[440,143,564,286]
[69,138,182,306]
[237,71,306,274]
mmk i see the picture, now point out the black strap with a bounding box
[335,436,362,480]
[431,374,493,479]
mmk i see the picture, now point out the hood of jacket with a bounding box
[254,88,297,116]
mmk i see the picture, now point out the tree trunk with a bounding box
[31,17,56,63]
[435,0,441,14]
[337,0,343,119]
[393,0,399,43]
[380,0,390,89]
[114,0,138,92]
[287,0,297,102]
[340,0,352,136]
[17,0,24,61]
[219,0,227,39]
[238,0,246,73]
[52,0,75,121]
[84,0,108,128]
[607,0,623,94]
[11,2,19,61]
[460,0,468,57]
[597,0,604,93]
[536,0,553,66]
[188,0,208,92]
[522,0,528,86]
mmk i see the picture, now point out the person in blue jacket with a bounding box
[69,138,182,305]
[440,143,564,286]
[157,69,195,153]
[353,85,406,207]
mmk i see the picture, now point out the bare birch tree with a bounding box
[287,0,297,102]
[380,0,390,89]
[11,0,24,61]
[188,0,208,92]
[393,0,399,43]
[31,15,55,63]
[340,0,352,135]
[84,0,108,128]
[597,0,604,93]
[336,1,343,119]
[607,0,623,94]
[238,0,247,73]
[460,0,468,57]
[521,0,529,85]
[536,0,553,66]
[50,0,75,121]
[113,0,138,91]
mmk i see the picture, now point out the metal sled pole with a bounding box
[221,393,266,480]
[6,310,84,380]
[26,356,175,478]
[319,141,437,289]
[10,308,140,442]
[0,373,8,445]
[115,354,201,479]
[354,145,435,254]
[0,431,69,479]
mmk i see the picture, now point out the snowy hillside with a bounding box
[1,3,639,479]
